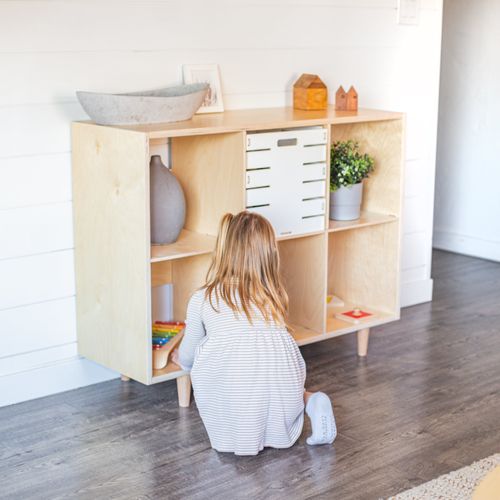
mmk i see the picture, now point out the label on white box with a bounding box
[246,168,271,188]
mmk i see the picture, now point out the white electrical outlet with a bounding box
[398,0,420,25]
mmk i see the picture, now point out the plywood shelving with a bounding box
[151,230,216,263]
[290,324,323,347]
[326,306,396,339]
[152,362,186,383]
[72,105,404,406]
[328,211,397,233]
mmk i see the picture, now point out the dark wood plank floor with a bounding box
[1,250,499,500]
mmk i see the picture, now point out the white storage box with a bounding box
[246,127,327,237]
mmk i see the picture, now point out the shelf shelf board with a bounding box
[328,211,397,233]
[151,229,216,263]
[325,301,396,340]
[102,106,403,139]
[152,361,187,383]
[276,230,325,242]
[150,303,397,382]
[291,323,324,346]
[292,302,397,347]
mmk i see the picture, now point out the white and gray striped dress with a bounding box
[178,288,306,456]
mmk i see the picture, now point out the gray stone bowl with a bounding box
[76,83,209,125]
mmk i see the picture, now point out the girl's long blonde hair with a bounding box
[204,211,290,330]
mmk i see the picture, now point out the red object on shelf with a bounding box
[335,308,376,325]
[343,309,372,320]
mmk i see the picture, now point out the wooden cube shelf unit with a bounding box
[72,106,404,404]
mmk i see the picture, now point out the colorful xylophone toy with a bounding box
[152,321,185,370]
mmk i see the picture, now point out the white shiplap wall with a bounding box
[0,0,443,406]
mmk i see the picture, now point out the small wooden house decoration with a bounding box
[346,86,358,111]
[293,74,327,111]
[335,86,347,110]
[335,85,359,111]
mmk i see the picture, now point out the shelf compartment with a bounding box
[325,301,396,339]
[171,132,246,236]
[328,211,397,233]
[291,302,396,347]
[331,120,403,217]
[327,223,399,317]
[151,253,212,325]
[279,233,327,335]
[151,229,216,263]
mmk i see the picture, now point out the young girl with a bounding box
[175,211,336,456]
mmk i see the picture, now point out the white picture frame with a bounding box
[182,64,224,114]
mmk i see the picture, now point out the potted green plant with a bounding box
[330,140,375,221]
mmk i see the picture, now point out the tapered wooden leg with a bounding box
[120,374,130,381]
[357,328,370,357]
[177,374,192,407]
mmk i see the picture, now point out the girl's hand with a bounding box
[171,348,180,366]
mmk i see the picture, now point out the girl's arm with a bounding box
[177,290,206,371]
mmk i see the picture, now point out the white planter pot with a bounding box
[329,182,363,221]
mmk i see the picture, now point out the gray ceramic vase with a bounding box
[150,155,186,245]
[329,182,363,221]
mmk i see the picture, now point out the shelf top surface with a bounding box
[328,211,397,232]
[76,106,403,139]
[151,229,216,262]
[150,212,398,263]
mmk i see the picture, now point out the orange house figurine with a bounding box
[293,74,328,111]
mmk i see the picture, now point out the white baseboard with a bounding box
[401,278,434,307]
[433,229,500,262]
[0,356,118,407]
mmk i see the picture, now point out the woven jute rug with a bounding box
[388,453,500,500]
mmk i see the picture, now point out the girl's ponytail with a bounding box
[213,212,233,265]
[203,211,290,330]
[204,213,234,307]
